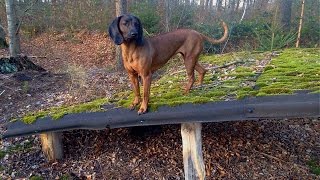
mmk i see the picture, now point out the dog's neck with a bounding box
[120,42,140,62]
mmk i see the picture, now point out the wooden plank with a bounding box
[39,132,63,161]
[181,123,205,180]
[3,94,319,139]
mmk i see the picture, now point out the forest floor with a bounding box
[0,31,319,179]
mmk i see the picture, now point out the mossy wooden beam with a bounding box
[181,123,205,180]
[39,132,63,161]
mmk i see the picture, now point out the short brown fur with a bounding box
[109,15,228,114]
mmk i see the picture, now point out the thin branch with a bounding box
[16,0,39,35]
[169,60,247,76]
[221,0,248,54]
[0,90,5,96]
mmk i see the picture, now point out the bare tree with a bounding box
[164,0,170,32]
[0,22,8,48]
[280,0,293,31]
[296,0,305,47]
[216,0,223,15]
[5,0,21,57]
[200,0,205,9]
[115,0,127,71]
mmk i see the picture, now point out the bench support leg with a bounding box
[181,123,205,180]
[39,132,63,161]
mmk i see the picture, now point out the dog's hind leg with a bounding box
[195,62,207,85]
[184,56,197,94]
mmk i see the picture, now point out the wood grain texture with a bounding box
[181,123,205,180]
[39,132,63,161]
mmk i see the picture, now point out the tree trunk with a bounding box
[280,0,293,31]
[5,0,21,57]
[164,0,170,32]
[185,0,190,6]
[216,0,223,14]
[200,0,205,9]
[209,0,213,10]
[115,0,127,71]
[0,23,8,48]
[296,0,305,47]
[205,0,210,10]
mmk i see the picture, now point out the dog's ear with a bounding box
[136,17,144,46]
[108,16,124,45]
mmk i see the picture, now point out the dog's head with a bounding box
[108,14,143,46]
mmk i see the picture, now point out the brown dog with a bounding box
[109,14,228,115]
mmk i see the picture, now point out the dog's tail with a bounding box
[201,21,228,44]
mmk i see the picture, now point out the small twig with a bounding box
[16,0,39,35]
[169,60,246,76]
[96,158,105,180]
[26,56,47,58]
[256,150,285,163]
[0,55,47,59]
[1,85,14,90]
[255,150,309,172]
[208,60,244,71]
[0,90,5,96]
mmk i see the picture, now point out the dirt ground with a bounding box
[0,32,319,179]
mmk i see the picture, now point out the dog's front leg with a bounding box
[128,73,141,110]
[138,72,152,115]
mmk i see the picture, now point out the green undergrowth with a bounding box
[21,98,108,124]
[117,48,319,111]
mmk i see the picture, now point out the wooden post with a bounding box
[39,132,63,161]
[181,123,205,180]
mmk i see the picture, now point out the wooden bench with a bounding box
[2,93,319,179]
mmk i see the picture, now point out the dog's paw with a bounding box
[137,108,147,115]
[129,104,136,111]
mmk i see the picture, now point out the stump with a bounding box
[39,132,64,161]
[181,123,205,180]
[0,56,46,74]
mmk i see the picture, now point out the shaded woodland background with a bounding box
[0,0,319,54]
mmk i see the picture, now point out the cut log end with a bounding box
[39,132,63,161]
[181,123,205,180]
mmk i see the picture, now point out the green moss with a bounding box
[117,48,319,111]
[21,98,109,124]
[307,160,320,175]
[60,174,70,180]
[0,151,5,159]
[256,48,320,95]
[30,176,43,180]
